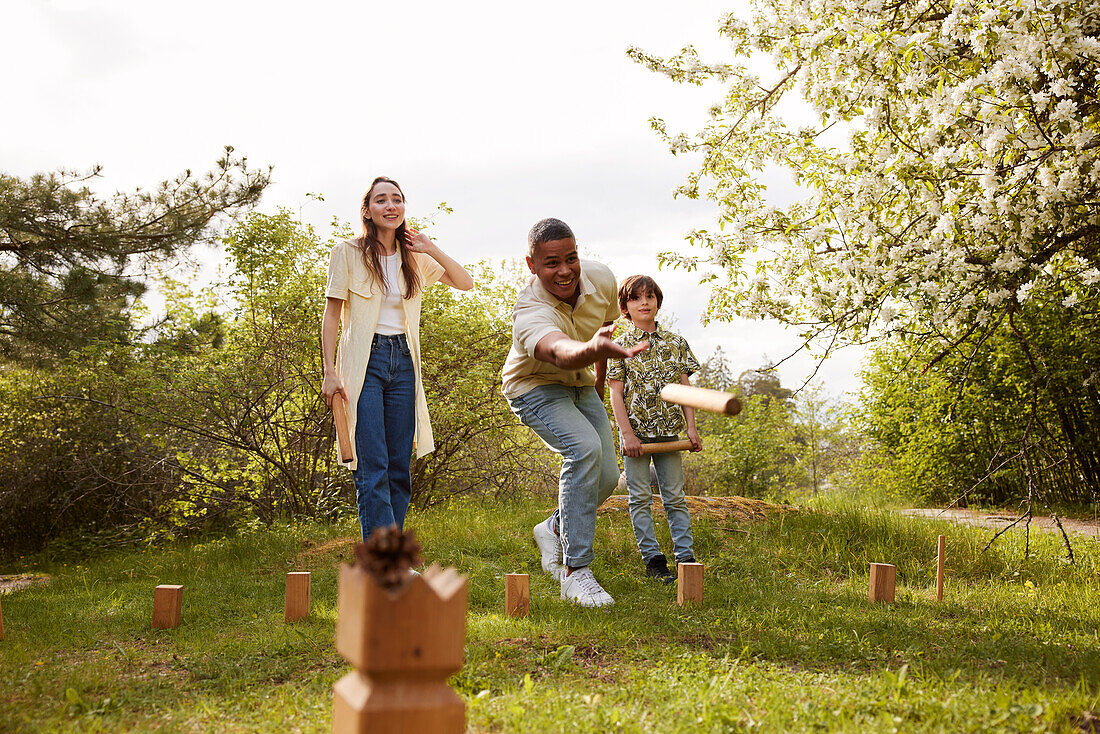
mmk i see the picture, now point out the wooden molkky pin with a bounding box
[677,562,704,606]
[152,585,183,629]
[286,571,311,622]
[505,574,529,618]
[868,563,896,603]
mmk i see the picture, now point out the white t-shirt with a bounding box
[375,253,406,335]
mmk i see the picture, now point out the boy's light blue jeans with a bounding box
[507,384,619,568]
[623,435,694,563]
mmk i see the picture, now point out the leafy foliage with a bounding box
[0,148,270,365]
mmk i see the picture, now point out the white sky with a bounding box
[1,0,868,397]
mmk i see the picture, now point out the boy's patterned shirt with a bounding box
[607,322,700,437]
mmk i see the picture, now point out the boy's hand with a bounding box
[687,427,702,452]
[621,433,643,458]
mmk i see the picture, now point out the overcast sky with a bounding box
[2,0,867,397]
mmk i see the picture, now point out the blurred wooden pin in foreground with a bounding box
[332,393,353,465]
[660,384,742,417]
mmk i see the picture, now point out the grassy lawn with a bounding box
[2,494,1099,732]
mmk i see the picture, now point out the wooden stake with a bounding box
[660,384,742,416]
[639,439,694,455]
[285,571,311,622]
[0,594,5,641]
[505,574,529,618]
[936,535,946,601]
[868,563,896,603]
[332,393,353,465]
[152,585,183,629]
[677,562,704,606]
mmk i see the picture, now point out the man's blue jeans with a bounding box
[353,333,415,541]
[508,384,619,568]
[623,436,695,563]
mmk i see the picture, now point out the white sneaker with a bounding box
[560,567,615,607]
[533,519,564,580]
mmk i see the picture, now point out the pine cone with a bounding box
[354,526,424,590]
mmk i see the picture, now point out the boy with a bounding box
[607,275,701,584]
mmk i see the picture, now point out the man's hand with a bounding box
[586,324,648,363]
[621,432,643,458]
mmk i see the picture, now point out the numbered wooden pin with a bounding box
[505,574,529,618]
[869,563,896,603]
[152,585,183,629]
[677,562,704,606]
[286,571,311,622]
[936,535,946,601]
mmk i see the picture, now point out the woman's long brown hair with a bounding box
[356,176,421,299]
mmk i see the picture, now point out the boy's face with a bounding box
[623,289,659,324]
[527,238,582,305]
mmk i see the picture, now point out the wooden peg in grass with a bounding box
[868,563,896,603]
[677,562,704,606]
[660,384,742,416]
[152,585,183,629]
[0,594,5,640]
[505,574,529,618]
[936,535,946,602]
[285,572,311,622]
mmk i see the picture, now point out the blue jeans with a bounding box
[623,436,694,563]
[353,333,415,541]
[508,384,619,568]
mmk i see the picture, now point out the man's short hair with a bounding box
[528,218,575,258]
[617,275,664,320]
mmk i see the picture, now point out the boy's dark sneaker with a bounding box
[677,557,696,565]
[644,554,676,584]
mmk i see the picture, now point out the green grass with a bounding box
[2,495,1099,732]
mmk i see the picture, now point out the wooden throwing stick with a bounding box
[660,384,742,417]
[639,439,694,455]
[332,393,353,465]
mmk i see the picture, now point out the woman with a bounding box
[321,176,473,540]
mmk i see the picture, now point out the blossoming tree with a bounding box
[631,0,1098,359]
[631,0,1100,511]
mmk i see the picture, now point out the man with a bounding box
[502,218,647,607]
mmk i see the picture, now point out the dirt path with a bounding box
[899,508,1100,539]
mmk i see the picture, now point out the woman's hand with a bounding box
[322,371,348,408]
[404,228,438,256]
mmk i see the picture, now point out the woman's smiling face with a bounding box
[363,182,405,231]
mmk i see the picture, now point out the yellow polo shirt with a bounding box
[501,260,620,399]
[325,239,445,470]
